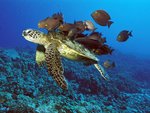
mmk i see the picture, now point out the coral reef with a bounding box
[0,48,150,113]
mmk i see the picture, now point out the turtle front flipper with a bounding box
[45,43,68,90]
[94,64,110,80]
[36,45,46,66]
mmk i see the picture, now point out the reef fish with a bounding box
[117,30,132,42]
[92,44,114,55]
[91,10,113,28]
[58,21,87,39]
[88,32,106,43]
[103,60,115,69]
[84,20,96,31]
[74,21,86,32]
[38,13,63,31]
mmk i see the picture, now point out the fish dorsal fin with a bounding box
[45,43,68,90]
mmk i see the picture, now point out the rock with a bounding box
[7,102,37,113]
[0,48,150,113]
[3,49,20,60]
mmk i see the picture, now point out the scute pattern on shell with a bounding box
[54,33,99,61]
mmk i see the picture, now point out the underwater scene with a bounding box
[0,0,150,113]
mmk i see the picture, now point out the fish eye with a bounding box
[59,20,63,23]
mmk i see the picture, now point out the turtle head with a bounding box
[22,29,45,45]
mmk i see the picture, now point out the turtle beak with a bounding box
[22,29,33,37]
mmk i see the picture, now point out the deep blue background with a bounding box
[0,0,150,58]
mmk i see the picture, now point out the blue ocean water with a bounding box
[0,0,150,58]
[0,0,150,113]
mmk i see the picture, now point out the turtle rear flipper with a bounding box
[94,64,110,80]
[45,43,68,90]
[36,45,46,66]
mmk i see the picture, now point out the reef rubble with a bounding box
[0,48,150,113]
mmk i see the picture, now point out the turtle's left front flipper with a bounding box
[45,43,68,90]
[36,45,46,66]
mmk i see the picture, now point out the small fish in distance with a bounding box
[117,30,133,42]
[103,60,115,69]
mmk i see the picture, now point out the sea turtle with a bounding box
[22,29,109,90]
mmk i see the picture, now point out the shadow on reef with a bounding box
[0,48,150,113]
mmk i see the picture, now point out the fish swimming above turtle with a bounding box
[58,21,87,39]
[75,32,113,55]
[93,45,114,55]
[91,10,113,28]
[38,13,63,31]
[75,32,104,49]
[75,37,101,50]
[58,23,77,38]
[84,20,96,31]
[22,29,110,90]
[88,32,106,44]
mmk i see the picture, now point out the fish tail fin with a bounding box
[110,48,114,54]
[108,21,113,28]
[129,31,133,37]
[94,64,110,80]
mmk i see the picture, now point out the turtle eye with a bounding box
[27,30,32,34]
